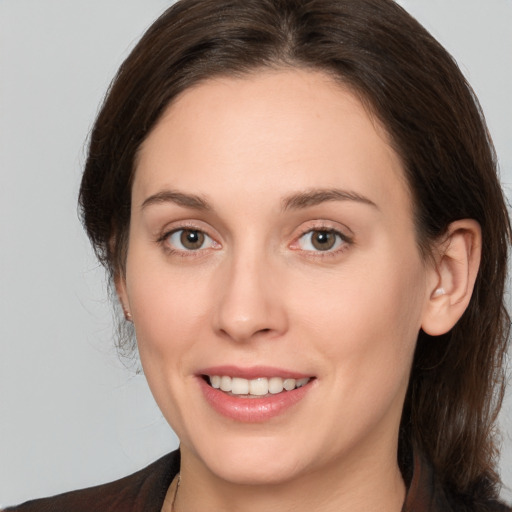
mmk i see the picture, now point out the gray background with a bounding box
[0,0,510,507]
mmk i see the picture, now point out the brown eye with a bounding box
[180,230,205,250]
[167,229,216,251]
[311,231,336,250]
[297,229,345,252]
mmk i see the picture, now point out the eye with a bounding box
[166,229,217,251]
[297,229,346,252]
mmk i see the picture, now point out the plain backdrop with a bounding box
[0,0,511,507]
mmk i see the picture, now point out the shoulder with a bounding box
[446,496,512,512]
[3,451,180,512]
[404,448,511,512]
[447,494,512,512]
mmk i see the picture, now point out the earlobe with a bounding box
[114,273,133,322]
[421,219,481,336]
[122,307,133,322]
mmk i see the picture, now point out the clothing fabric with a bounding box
[5,449,511,512]
[4,453,179,512]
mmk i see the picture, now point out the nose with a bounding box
[212,253,288,343]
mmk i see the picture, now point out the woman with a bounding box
[6,0,511,510]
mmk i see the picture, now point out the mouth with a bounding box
[205,375,312,397]
[197,366,315,421]
[197,366,317,423]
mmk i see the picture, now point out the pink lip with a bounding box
[198,365,311,380]
[196,366,314,423]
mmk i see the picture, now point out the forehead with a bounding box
[134,69,411,217]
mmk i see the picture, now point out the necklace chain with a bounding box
[171,473,181,512]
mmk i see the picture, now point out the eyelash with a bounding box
[157,223,353,257]
[158,226,220,256]
[292,226,353,257]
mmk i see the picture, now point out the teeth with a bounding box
[249,378,268,396]
[207,375,310,395]
[268,377,284,394]
[232,377,249,395]
[296,378,309,388]
[210,375,221,389]
[220,376,232,392]
[283,378,296,391]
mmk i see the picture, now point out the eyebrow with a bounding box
[141,190,211,211]
[140,187,378,212]
[282,188,378,211]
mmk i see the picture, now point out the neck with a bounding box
[173,444,406,512]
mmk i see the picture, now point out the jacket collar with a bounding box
[402,449,452,512]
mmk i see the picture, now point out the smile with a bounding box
[208,375,311,396]
[198,368,315,422]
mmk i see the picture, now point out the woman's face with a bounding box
[119,69,436,485]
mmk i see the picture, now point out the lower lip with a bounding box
[198,377,313,423]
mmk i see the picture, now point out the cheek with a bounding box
[290,250,426,386]
[124,251,214,362]
[123,252,218,434]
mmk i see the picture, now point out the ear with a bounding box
[421,219,481,336]
[115,272,133,322]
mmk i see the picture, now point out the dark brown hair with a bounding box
[79,0,511,504]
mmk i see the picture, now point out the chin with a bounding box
[208,455,306,486]
[187,431,313,485]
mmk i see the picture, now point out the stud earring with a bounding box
[433,287,446,297]
[122,307,133,322]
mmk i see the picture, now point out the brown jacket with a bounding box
[5,450,511,511]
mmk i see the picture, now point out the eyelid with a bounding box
[169,229,217,250]
[289,221,354,254]
[157,221,221,254]
[298,230,344,251]
[156,220,352,256]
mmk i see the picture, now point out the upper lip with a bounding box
[197,365,313,380]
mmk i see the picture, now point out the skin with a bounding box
[116,69,479,512]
